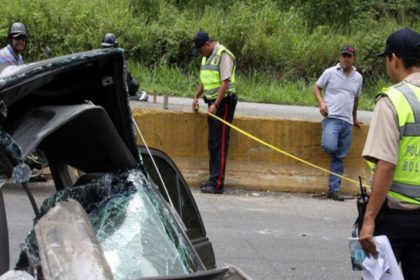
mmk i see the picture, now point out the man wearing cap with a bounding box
[191,32,237,194]
[314,45,363,201]
[0,22,48,182]
[360,28,420,279]
[99,33,147,100]
[0,22,29,65]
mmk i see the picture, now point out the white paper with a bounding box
[349,235,404,280]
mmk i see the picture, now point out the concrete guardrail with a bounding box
[132,108,370,195]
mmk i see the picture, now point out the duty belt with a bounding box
[203,92,234,104]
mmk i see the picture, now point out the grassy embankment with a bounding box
[133,62,390,110]
[2,0,420,110]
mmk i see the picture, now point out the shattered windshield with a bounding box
[21,168,204,279]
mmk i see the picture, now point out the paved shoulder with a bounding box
[130,96,372,124]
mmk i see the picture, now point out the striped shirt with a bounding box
[0,44,24,65]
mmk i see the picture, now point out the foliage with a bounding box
[298,0,355,31]
[1,0,419,110]
[132,62,384,110]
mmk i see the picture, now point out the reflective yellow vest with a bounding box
[199,44,236,101]
[379,82,420,204]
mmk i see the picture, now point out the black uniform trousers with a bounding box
[207,94,237,190]
[374,208,420,280]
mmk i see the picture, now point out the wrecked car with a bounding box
[0,49,250,279]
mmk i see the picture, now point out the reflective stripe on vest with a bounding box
[199,44,236,101]
[379,82,420,204]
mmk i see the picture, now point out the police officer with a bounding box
[0,22,29,65]
[100,33,145,99]
[360,28,420,279]
[101,32,119,48]
[191,32,237,194]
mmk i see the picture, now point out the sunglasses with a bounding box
[341,53,353,58]
[13,35,28,42]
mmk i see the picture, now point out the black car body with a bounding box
[0,49,250,279]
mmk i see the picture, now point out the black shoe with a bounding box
[201,185,224,194]
[327,191,345,201]
[200,180,212,188]
[29,174,48,183]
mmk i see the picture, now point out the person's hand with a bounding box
[208,103,217,114]
[319,103,328,117]
[359,219,378,258]
[192,98,199,112]
[354,121,363,128]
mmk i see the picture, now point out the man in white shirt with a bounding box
[314,45,363,201]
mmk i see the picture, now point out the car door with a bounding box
[0,189,9,275]
[138,146,216,269]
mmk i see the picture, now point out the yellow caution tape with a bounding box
[207,111,371,190]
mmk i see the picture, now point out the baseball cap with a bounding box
[8,22,29,39]
[192,32,209,56]
[377,28,420,58]
[340,45,355,56]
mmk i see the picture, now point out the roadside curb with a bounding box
[131,100,371,194]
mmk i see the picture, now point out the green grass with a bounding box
[3,0,415,111]
[3,0,419,84]
[131,62,391,111]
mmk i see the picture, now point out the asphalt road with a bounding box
[2,182,361,280]
[130,96,373,124]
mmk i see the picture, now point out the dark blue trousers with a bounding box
[374,208,420,280]
[207,94,237,189]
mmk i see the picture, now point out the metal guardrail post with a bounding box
[163,95,169,110]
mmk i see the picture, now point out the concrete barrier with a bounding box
[132,108,370,194]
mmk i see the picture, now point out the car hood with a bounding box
[0,48,139,163]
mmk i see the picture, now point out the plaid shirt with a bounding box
[0,44,24,65]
